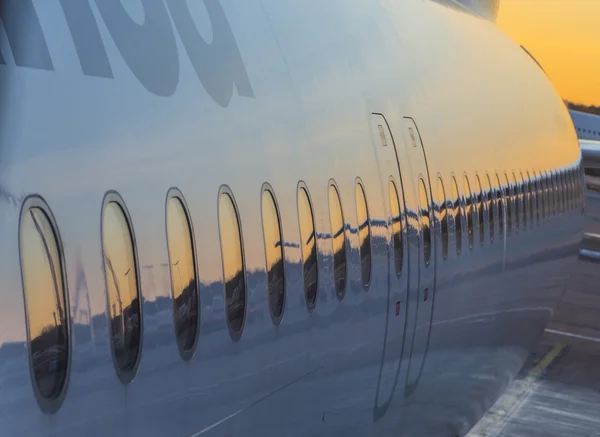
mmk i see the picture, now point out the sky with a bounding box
[497,0,600,107]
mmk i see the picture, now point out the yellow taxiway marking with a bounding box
[467,343,566,437]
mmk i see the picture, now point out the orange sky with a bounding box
[497,0,600,106]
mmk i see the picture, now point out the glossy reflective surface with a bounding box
[20,205,69,407]
[218,191,246,340]
[298,186,317,310]
[355,182,371,287]
[166,194,199,357]
[329,183,346,297]
[389,180,404,275]
[437,177,449,259]
[419,179,431,265]
[0,0,586,434]
[102,199,141,381]
[261,189,285,324]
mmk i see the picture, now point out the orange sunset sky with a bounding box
[497,0,600,107]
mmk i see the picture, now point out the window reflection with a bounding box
[218,191,246,339]
[520,172,528,228]
[550,171,556,216]
[464,175,474,249]
[486,174,494,242]
[262,189,285,324]
[102,199,141,381]
[355,182,371,287]
[504,174,512,235]
[542,172,548,219]
[527,172,534,225]
[496,174,504,240]
[419,179,431,264]
[389,180,404,275]
[533,171,540,223]
[437,177,448,259]
[166,195,198,358]
[512,173,520,232]
[329,183,346,297]
[452,177,462,254]
[20,205,69,406]
[298,186,318,310]
[475,175,484,246]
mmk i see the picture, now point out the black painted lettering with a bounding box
[0,0,53,70]
[94,0,179,97]
[60,0,113,78]
[166,0,254,107]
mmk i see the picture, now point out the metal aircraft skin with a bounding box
[0,0,584,436]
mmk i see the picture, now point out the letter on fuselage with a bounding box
[165,0,254,106]
[60,0,113,79]
[93,0,179,97]
[0,0,53,70]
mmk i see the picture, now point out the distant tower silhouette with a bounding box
[73,249,94,344]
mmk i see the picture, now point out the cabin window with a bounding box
[504,174,512,235]
[419,178,432,265]
[166,191,199,359]
[551,171,557,216]
[486,174,494,242]
[475,174,485,246]
[541,172,548,219]
[218,189,246,341]
[20,198,70,412]
[464,175,475,249]
[262,187,285,325]
[437,177,449,259]
[532,171,540,224]
[512,172,521,232]
[526,172,534,226]
[355,181,372,288]
[101,193,142,383]
[329,182,347,297]
[389,179,404,274]
[452,176,462,254]
[298,185,318,311]
[496,174,504,240]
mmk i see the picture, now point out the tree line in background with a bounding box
[566,101,600,117]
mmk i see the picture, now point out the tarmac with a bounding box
[467,185,600,437]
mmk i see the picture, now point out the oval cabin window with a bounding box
[261,188,285,324]
[452,177,462,254]
[166,191,199,359]
[475,175,485,246]
[218,190,246,341]
[329,183,347,297]
[533,170,542,225]
[20,199,70,412]
[486,174,494,242]
[355,181,372,288]
[504,174,512,235]
[389,179,404,275]
[464,175,474,249]
[419,179,432,264]
[298,185,318,310]
[101,194,142,383]
[437,177,448,259]
[512,173,520,232]
[496,174,504,240]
